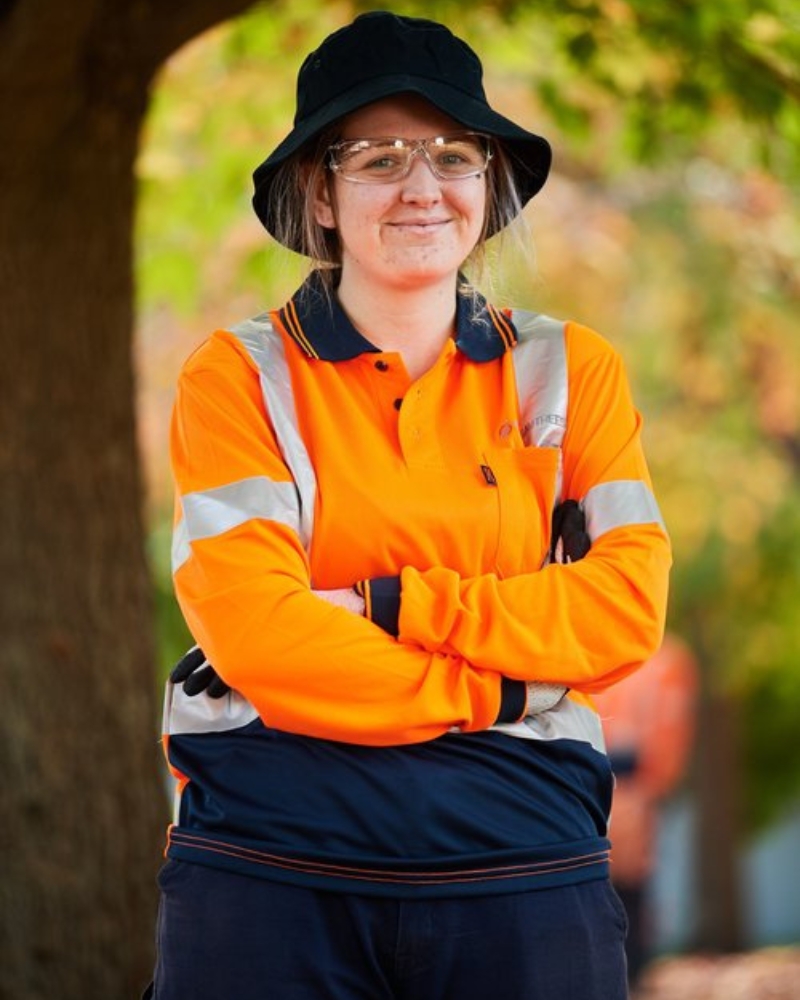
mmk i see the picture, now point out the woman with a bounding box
[147,11,671,1000]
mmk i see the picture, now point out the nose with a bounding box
[400,152,443,201]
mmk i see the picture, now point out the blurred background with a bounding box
[2,0,798,997]
[137,0,800,979]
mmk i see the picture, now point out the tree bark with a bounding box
[0,1,257,996]
[693,678,746,952]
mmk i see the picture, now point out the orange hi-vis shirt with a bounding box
[163,271,671,897]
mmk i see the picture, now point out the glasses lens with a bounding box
[332,139,409,182]
[330,135,491,183]
[427,136,490,178]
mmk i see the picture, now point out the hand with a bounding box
[549,499,591,564]
[316,587,366,615]
[169,645,231,698]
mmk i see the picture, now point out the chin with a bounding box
[385,252,464,284]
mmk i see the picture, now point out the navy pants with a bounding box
[147,861,629,1000]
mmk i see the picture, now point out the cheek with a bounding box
[466,192,489,246]
[315,184,382,236]
[335,193,388,241]
[442,181,486,228]
[463,185,488,227]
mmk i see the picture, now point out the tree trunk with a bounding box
[0,52,164,1000]
[693,680,746,952]
[0,1,258,995]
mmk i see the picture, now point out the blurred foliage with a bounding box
[369,0,800,176]
[136,0,800,832]
[147,521,193,676]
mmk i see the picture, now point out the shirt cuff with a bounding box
[495,678,527,724]
[356,576,401,637]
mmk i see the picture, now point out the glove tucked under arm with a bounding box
[549,499,591,564]
[170,645,231,698]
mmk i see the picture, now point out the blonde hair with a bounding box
[464,142,531,289]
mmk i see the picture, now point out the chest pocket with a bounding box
[488,445,561,577]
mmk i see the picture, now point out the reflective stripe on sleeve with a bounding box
[583,479,666,540]
[172,477,301,573]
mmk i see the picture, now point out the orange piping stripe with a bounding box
[282,300,318,359]
[487,304,517,349]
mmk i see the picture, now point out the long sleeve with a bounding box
[395,321,671,692]
[162,284,636,896]
[170,332,517,746]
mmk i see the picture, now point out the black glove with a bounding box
[169,645,231,698]
[549,499,591,564]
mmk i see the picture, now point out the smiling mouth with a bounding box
[389,219,450,231]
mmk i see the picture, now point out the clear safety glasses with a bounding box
[327,133,494,184]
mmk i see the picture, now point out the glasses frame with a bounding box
[327,132,494,185]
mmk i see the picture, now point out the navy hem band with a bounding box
[167,832,611,900]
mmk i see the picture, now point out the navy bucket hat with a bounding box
[252,11,552,250]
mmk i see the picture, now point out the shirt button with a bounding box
[499,422,513,439]
[375,360,389,372]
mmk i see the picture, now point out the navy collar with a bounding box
[276,270,518,363]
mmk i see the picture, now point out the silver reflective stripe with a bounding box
[509,310,568,449]
[163,680,258,736]
[172,315,314,575]
[230,315,317,552]
[182,477,300,539]
[171,477,303,574]
[163,675,605,750]
[168,308,607,751]
[492,696,607,753]
[166,316,319,745]
[584,479,666,540]
[171,518,191,575]
[494,310,590,748]
[510,310,567,561]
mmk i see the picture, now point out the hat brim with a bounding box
[253,75,552,250]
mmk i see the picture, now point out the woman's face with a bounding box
[312,95,488,292]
